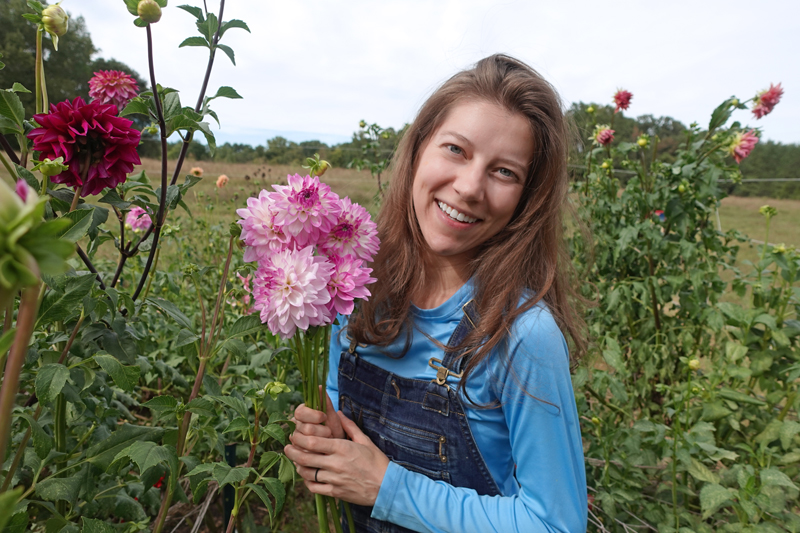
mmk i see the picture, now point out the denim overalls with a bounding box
[338,301,501,533]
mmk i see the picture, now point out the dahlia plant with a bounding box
[238,164,379,533]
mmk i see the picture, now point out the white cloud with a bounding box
[75,0,799,144]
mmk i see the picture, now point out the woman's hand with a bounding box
[285,410,390,507]
[292,390,345,440]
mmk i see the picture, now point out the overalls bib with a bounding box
[338,301,501,533]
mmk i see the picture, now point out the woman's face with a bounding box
[412,99,533,267]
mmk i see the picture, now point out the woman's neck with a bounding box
[412,255,472,309]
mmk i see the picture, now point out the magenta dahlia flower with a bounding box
[326,255,376,316]
[237,189,292,262]
[593,125,615,146]
[28,97,141,197]
[319,197,380,262]
[125,206,152,232]
[752,83,783,119]
[252,246,333,339]
[269,174,341,247]
[613,89,633,113]
[88,70,139,112]
[729,130,758,164]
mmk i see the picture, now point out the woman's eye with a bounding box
[447,145,463,155]
[498,168,515,179]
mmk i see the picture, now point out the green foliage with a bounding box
[571,96,800,531]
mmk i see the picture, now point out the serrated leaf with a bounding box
[141,395,179,412]
[112,441,178,478]
[262,423,286,445]
[217,466,253,488]
[278,454,295,483]
[35,363,70,405]
[36,475,83,504]
[262,477,285,515]
[10,83,30,94]
[123,0,139,16]
[199,12,219,41]
[760,468,798,490]
[217,44,235,65]
[56,208,94,242]
[83,424,164,469]
[211,86,243,100]
[179,36,209,48]
[15,164,39,190]
[94,354,140,392]
[81,517,115,533]
[20,413,53,459]
[245,483,275,521]
[780,421,800,450]
[602,337,626,376]
[98,189,132,210]
[227,314,264,338]
[688,458,720,484]
[0,89,25,133]
[178,4,204,20]
[209,395,248,418]
[120,97,152,117]
[186,397,215,417]
[699,483,734,519]
[223,417,250,434]
[145,296,192,328]
[37,273,95,327]
[0,488,24,531]
[174,328,200,347]
[162,92,182,122]
[219,19,250,37]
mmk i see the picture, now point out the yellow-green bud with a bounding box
[359,120,367,128]
[688,359,700,371]
[137,0,162,23]
[637,135,649,147]
[591,416,601,426]
[315,160,330,176]
[586,106,595,114]
[381,131,390,139]
[678,184,686,193]
[773,243,787,254]
[601,161,610,169]
[42,4,69,51]
[731,98,739,107]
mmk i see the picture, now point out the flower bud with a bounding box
[773,243,787,254]
[381,131,390,139]
[42,3,69,51]
[637,135,649,148]
[688,359,700,371]
[359,120,367,128]
[137,0,162,24]
[678,184,686,193]
[32,156,68,177]
[591,417,601,426]
[586,106,595,114]
[731,98,739,107]
[315,160,330,177]
[601,161,610,170]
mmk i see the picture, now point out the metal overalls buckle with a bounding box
[428,357,463,385]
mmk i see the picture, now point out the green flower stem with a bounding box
[316,494,331,533]
[192,278,208,356]
[35,30,43,114]
[0,404,41,493]
[343,501,355,533]
[760,216,771,262]
[0,150,17,181]
[327,496,343,533]
[778,392,796,422]
[0,283,40,488]
[54,392,67,516]
[225,404,260,533]
[584,384,627,419]
[0,135,20,167]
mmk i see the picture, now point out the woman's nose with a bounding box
[452,163,485,202]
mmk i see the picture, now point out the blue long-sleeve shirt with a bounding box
[327,280,587,533]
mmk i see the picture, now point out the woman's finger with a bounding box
[284,443,331,469]
[292,420,333,439]
[289,431,341,455]
[293,403,327,424]
[338,410,372,446]
[324,392,346,439]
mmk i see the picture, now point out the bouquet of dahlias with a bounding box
[237,167,378,533]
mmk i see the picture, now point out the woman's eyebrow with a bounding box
[439,131,473,146]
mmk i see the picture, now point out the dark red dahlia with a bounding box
[28,97,141,197]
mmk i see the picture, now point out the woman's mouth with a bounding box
[437,201,479,223]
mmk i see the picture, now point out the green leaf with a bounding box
[179,36,209,48]
[81,517,115,533]
[688,458,720,484]
[15,164,39,190]
[245,483,275,521]
[780,421,800,450]
[217,44,236,65]
[186,397,215,417]
[209,395,248,418]
[198,12,219,41]
[145,296,192,328]
[278,454,294,483]
[178,4,204,20]
[20,413,53,459]
[94,354,140,392]
[98,189,132,210]
[10,83,30,94]
[223,417,250,435]
[112,441,179,478]
[262,423,286,445]
[0,89,26,134]
[227,314,264,339]
[708,98,735,132]
[119,97,152,117]
[701,401,732,422]
[162,92,182,122]
[718,388,766,406]
[760,468,799,490]
[141,395,179,412]
[217,466,253,488]
[262,477,285,515]
[699,483,734,519]
[0,488,24,532]
[56,208,94,242]
[83,424,164,469]
[0,328,15,357]
[37,474,83,504]
[123,0,139,16]
[219,19,250,37]
[602,337,627,376]
[37,273,95,327]
[210,86,243,100]
[174,328,200,347]
[35,363,70,405]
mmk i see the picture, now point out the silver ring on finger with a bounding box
[314,467,321,483]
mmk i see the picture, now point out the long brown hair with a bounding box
[349,54,587,402]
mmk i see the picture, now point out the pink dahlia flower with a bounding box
[216,174,229,188]
[236,189,291,262]
[594,125,615,146]
[729,130,758,164]
[752,83,784,119]
[326,255,376,316]
[191,167,203,177]
[269,174,341,247]
[319,197,380,262]
[89,71,139,113]
[15,180,32,203]
[252,246,333,339]
[613,89,633,113]
[125,206,152,232]
[28,97,141,197]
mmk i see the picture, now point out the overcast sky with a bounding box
[74,0,798,147]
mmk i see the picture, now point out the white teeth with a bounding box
[437,201,477,223]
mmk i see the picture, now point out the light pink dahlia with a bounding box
[318,197,379,262]
[752,83,783,119]
[237,189,292,262]
[613,89,633,113]
[729,130,758,164]
[593,125,615,146]
[252,246,334,339]
[28,97,141,197]
[88,70,139,113]
[125,206,152,232]
[216,174,229,188]
[325,255,376,316]
[269,174,341,247]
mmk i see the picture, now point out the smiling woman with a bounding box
[284,54,588,533]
